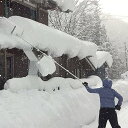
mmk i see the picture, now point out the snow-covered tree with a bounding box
[99,42,126,79]
[48,0,107,46]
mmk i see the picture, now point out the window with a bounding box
[4,0,12,17]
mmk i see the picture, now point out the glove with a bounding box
[82,82,88,87]
[115,105,121,110]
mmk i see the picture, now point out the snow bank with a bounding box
[2,75,100,128]
[4,75,102,92]
[3,76,128,128]
[0,89,99,128]
[0,16,97,59]
[67,75,102,89]
[113,79,128,102]
[4,76,45,92]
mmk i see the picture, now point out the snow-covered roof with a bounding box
[0,16,97,60]
[96,51,113,68]
[88,51,113,68]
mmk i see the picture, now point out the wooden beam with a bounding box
[11,0,37,9]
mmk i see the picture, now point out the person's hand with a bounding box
[115,104,121,110]
[82,82,88,87]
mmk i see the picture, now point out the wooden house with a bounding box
[0,0,49,89]
[0,0,109,89]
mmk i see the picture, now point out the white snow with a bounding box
[2,76,128,128]
[121,71,128,79]
[2,75,101,128]
[0,16,113,71]
[0,16,97,59]
[4,75,102,92]
[90,51,113,68]
[36,55,56,76]
[96,51,113,68]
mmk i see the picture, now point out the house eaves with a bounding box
[85,57,96,71]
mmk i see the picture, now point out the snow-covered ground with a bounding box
[0,76,127,128]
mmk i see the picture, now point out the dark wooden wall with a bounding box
[10,1,36,19]
[53,55,96,79]
[0,0,4,16]
[10,1,48,25]
[95,64,107,80]
[7,49,29,78]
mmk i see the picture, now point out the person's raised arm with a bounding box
[82,82,101,94]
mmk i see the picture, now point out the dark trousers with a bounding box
[98,108,121,128]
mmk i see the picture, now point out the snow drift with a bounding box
[3,75,101,128]
[3,76,128,128]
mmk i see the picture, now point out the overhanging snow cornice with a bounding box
[0,16,98,60]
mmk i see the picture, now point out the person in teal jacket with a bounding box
[83,79,123,128]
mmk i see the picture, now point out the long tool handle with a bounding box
[11,25,83,83]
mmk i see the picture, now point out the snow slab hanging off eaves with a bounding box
[0,16,97,60]
[90,51,113,68]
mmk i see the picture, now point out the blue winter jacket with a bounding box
[85,79,123,108]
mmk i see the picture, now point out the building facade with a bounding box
[0,0,100,89]
[0,0,49,89]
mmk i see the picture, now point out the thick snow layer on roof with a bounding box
[90,51,113,68]
[4,75,102,92]
[0,16,97,60]
[96,51,113,68]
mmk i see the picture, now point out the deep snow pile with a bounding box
[2,75,101,128]
[3,76,128,128]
